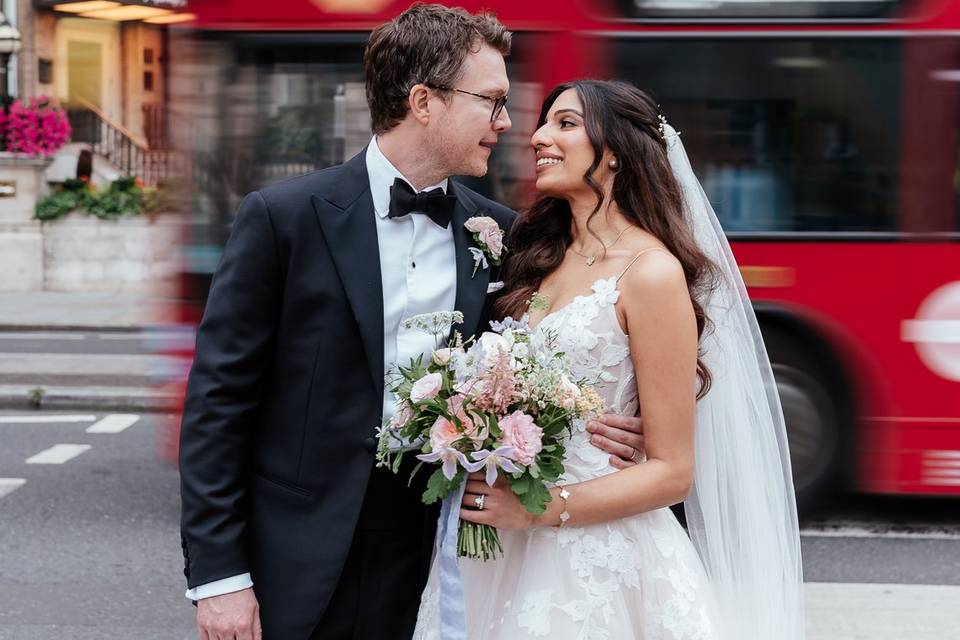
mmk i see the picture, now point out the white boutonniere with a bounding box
[464,215,506,278]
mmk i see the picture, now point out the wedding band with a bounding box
[474,494,485,510]
[629,448,642,463]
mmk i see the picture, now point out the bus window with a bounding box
[606,0,913,21]
[613,38,902,235]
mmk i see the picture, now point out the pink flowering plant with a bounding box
[1,97,71,156]
[377,311,604,560]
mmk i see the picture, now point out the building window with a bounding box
[38,58,53,84]
[144,48,153,65]
[144,71,154,92]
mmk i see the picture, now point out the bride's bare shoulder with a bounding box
[616,248,692,326]
[619,246,684,289]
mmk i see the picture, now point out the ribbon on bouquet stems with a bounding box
[437,480,468,640]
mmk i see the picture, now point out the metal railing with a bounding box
[66,98,184,186]
[142,103,170,150]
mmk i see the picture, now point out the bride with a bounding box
[414,79,805,640]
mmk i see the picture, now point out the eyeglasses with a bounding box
[428,84,508,122]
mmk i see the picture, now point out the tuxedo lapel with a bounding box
[312,151,384,398]
[449,181,491,340]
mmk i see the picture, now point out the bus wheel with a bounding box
[765,330,845,516]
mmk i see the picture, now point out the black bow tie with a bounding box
[387,178,457,229]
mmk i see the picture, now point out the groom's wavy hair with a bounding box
[364,3,511,135]
[497,80,717,398]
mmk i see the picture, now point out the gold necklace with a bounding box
[570,226,631,267]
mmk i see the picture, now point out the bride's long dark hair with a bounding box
[497,80,717,398]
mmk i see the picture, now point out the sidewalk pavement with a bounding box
[0,290,185,411]
[0,291,158,330]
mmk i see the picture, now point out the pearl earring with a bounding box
[609,157,619,170]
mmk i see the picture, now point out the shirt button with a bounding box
[364,437,376,452]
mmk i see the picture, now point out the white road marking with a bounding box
[0,478,26,499]
[0,352,180,376]
[805,582,960,639]
[801,526,960,541]
[98,332,182,341]
[25,444,91,465]
[0,415,96,424]
[0,332,86,340]
[86,414,140,434]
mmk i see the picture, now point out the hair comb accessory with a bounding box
[658,113,682,149]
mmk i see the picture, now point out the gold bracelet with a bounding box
[555,484,571,528]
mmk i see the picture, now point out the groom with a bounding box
[179,4,645,639]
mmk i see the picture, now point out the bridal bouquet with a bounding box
[376,311,604,560]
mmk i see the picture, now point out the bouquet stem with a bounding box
[457,521,503,560]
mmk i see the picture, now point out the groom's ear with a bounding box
[408,83,434,126]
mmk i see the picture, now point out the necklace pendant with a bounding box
[585,255,596,267]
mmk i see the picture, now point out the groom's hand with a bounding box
[197,587,262,640]
[587,413,645,469]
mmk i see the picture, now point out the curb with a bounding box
[0,386,178,413]
[0,325,147,333]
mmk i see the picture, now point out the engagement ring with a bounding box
[474,494,485,510]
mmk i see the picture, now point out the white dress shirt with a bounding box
[186,137,458,601]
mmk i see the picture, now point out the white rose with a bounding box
[477,332,510,368]
[410,372,443,403]
[432,348,454,366]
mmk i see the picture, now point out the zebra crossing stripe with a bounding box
[25,444,91,464]
[86,414,140,434]
[0,478,26,498]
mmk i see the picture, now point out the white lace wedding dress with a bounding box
[413,270,721,640]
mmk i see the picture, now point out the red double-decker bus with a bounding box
[163,0,960,513]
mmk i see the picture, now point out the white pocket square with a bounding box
[487,281,504,294]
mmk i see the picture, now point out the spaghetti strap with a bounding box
[616,248,670,282]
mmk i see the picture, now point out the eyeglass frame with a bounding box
[424,83,508,122]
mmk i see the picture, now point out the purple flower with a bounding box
[489,315,530,333]
[464,446,522,487]
[417,446,473,481]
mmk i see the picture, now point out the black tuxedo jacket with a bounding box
[179,149,517,637]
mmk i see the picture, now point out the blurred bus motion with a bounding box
[161,0,960,514]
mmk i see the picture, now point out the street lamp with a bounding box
[0,10,22,102]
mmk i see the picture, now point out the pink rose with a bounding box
[430,416,460,450]
[410,372,443,403]
[499,410,543,466]
[464,216,499,234]
[389,403,413,430]
[478,227,504,258]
